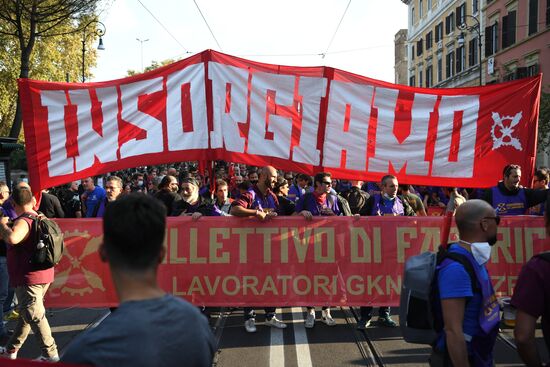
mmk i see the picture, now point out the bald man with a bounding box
[230,165,287,333]
[430,200,500,366]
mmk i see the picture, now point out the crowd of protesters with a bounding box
[0,161,548,365]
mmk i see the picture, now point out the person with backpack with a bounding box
[430,199,501,367]
[341,180,370,215]
[295,172,342,328]
[357,175,415,329]
[0,185,58,361]
[512,192,550,367]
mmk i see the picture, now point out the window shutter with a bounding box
[485,26,493,55]
[502,15,509,48]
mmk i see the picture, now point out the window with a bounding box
[417,39,423,56]
[419,68,423,87]
[428,0,432,10]
[473,0,479,13]
[502,11,517,48]
[411,7,415,25]
[456,46,465,73]
[446,51,455,78]
[547,0,550,27]
[456,3,466,27]
[426,31,433,50]
[445,13,455,34]
[468,38,479,67]
[412,45,415,60]
[435,22,443,42]
[529,0,538,35]
[527,64,539,76]
[410,75,416,86]
[426,65,433,87]
[485,22,498,56]
[420,0,423,18]
[438,57,443,82]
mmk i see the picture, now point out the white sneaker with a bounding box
[305,312,315,328]
[244,318,257,333]
[0,346,17,359]
[321,310,336,326]
[35,355,60,362]
[266,316,287,329]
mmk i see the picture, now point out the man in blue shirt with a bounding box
[431,199,500,366]
[81,177,106,218]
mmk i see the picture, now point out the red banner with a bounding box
[45,216,548,308]
[19,50,541,192]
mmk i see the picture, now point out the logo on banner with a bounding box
[51,230,106,296]
[491,111,523,151]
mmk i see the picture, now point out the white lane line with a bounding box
[291,307,313,367]
[269,324,285,367]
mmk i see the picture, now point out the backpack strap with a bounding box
[440,249,481,294]
[18,212,42,245]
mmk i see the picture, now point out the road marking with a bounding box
[269,325,285,367]
[291,307,313,367]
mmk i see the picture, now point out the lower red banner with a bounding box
[46,216,548,308]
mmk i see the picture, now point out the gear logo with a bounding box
[51,230,106,296]
[491,111,523,151]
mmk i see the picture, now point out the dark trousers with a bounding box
[360,306,391,320]
[243,307,276,321]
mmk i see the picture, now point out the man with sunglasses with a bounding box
[483,164,548,216]
[527,167,549,216]
[295,172,341,328]
[430,200,501,367]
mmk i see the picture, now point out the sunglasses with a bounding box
[321,181,332,185]
[483,216,501,225]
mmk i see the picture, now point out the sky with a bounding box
[92,0,408,83]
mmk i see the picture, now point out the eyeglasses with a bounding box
[321,181,332,185]
[483,216,501,225]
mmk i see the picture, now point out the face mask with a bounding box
[137,180,144,186]
[382,193,394,200]
[250,180,258,185]
[461,240,492,265]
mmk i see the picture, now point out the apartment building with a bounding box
[402,0,485,88]
[484,0,549,90]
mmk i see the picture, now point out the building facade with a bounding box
[394,29,409,84]
[402,0,485,88]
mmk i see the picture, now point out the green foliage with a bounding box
[538,91,550,154]
[9,146,27,170]
[127,59,176,76]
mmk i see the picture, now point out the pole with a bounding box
[136,38,149,73]
[81,36,86,82]
[478,31,482,86]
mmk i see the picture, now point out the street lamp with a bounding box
[136,38,150,72]
[81,20,106,82]
[457,14,482,86]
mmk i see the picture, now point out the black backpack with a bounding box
[21,213,65,270]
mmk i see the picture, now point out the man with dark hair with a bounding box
[288,173,311,203]
[154,175,181,215]
[341,180,370,215]
[0,186,58,361]
[59,181,82,218]
[247,170,259,185]
[430,199,500,366]
[61,194,215,366]
[357,175,415,329]
[295,172,341,328]
[528,167,549,215]
[399,184,427,216]
[273,176,295,216]
[230,166,287,332]
[483,164,548,215]
[214,179,232,215]
[512,191,550,366]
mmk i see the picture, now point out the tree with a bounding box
[0,0,99,140]
[127,59,177,76]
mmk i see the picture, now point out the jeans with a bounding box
[0,257,7,336]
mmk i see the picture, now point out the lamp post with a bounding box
[81,20,106,82]
[136,38,149,72]
[458,14,482,86]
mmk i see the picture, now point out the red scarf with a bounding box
[313,191,327,206]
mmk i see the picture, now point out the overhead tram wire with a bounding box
[136,0,191,54]
[193,0,223,52]
[321,0,352,59]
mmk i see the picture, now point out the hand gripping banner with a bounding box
[19,50,542,192]
[46,216,547,308]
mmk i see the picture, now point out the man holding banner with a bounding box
[230,165,287,333]
[357,175,414,329]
